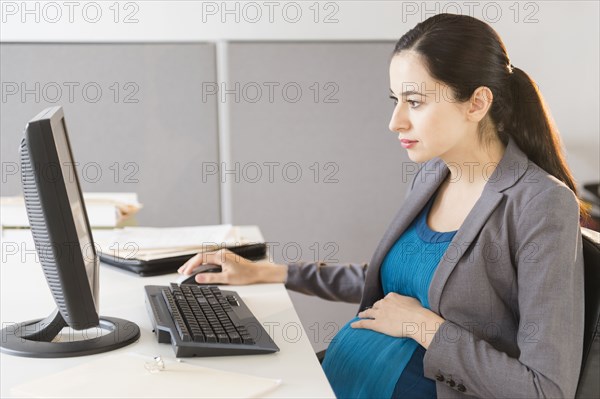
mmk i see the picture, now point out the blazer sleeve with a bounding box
[422,185,585,398]
[284,261,368,303]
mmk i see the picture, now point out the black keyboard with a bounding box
[144,283,279,357]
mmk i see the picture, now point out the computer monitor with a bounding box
[0,106,140,358]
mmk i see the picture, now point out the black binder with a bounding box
[98,243,267,277]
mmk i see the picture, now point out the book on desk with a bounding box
[94,225,267,276]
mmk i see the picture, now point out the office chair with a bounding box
[315,227,600,398]
[576,227,600,398]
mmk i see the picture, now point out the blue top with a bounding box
[322,193,457,398]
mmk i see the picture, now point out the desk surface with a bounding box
[0,227,335,398]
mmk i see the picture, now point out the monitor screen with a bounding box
[51,116,98,305]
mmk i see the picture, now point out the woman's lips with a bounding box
[399,139,418,149]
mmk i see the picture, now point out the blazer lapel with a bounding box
[427,189,504,314]
[359,158,449,311]
[358,137,529,314]
[427,137,529,314]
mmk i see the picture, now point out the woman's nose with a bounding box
[388,104,410,133]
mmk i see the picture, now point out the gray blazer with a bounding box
[285,137,585,398]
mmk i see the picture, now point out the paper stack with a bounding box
[93,224,241,261]
[0,192,142,229]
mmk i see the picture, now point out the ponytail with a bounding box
[503,67,590,220]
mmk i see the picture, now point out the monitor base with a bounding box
[0,308,140,358]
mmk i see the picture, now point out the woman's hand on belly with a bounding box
[351,292,445,349]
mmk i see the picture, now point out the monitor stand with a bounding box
[0,308,140,358]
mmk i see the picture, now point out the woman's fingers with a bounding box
[194,270,227,285]
[358,308,376,319]
[351,318,375,329]
[178,253,202,275]
[177,250,221,275]
[178,249,241,275]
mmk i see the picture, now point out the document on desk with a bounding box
[94,225,237,261]
[11,352,282,398]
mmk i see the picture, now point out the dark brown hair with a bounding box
[393,13,589,220]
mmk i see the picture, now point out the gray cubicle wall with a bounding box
[227,42,411,351]
[0,43,221,227]
[1,41,413,353]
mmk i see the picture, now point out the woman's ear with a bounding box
[467,86,494,122]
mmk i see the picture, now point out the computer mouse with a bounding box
[177,264,223,285]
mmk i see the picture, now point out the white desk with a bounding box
[0,227,335,398]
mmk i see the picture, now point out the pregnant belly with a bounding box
[322,317,419,398]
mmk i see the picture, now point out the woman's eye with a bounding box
[389,95,420,108]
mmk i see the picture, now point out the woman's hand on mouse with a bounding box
[177,249,288,285]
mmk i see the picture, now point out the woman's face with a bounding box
[388,51,477,164]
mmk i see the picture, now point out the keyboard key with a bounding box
[217,333,230,343]
[241,335,255,344]
[192,331,205,342]
[204,333,217,343]
[179,330,192,342]
[228,332,242,343]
